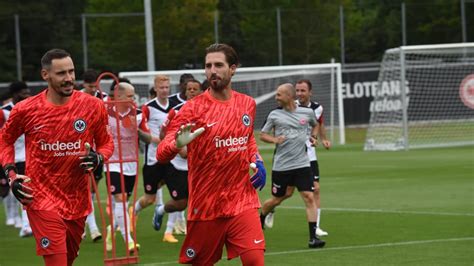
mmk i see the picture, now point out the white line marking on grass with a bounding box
[265,237,474,256]
[140,237,474,265]
[279,206,474,217]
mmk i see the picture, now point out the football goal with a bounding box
[365,43,474,151]
[120,63,345,144]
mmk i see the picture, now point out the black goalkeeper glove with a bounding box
[5,164,33,205]
[79,142,104,172]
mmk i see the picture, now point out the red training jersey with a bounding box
[0,90,114,220]
[157,90,261,221]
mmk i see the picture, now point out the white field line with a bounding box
[140,237,474,265]
[279,206,474,217]
[92,201,473,218]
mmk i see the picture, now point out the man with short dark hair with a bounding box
[80,69,108,100]
[158,43,266,265]
[0,48,114,266]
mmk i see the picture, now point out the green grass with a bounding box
[1,139,473,265]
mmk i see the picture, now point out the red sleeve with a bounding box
[0,110,4,128]
[138,112,149,132]
[94,102,114,160]
[0,106,23,166]
[141,104,150,121]
[247,101,260,163]
[156,104,190,163]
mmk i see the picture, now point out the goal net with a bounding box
[365,43,474,151]
[120,63,345,144]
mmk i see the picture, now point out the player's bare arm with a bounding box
[318,122,331,149]
[310,124,319,147]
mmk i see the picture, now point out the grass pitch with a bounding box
[1,140,473,265]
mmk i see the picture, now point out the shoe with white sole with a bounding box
[152,204,164,231]
[19,227,33,237]
[316,227,328,237]
[91,230,102,242]
[6,218,15,226]
[264,211,274,229]
[128,240,140,253]
[162,233,178,243]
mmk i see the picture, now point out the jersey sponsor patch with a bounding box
[73,119,87,133]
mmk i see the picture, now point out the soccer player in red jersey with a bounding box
[0,49,114,266]
[157,43,267,265]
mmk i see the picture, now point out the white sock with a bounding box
[165,212,178,234]
[114,202,132,243]
[134,200,142,215]
[86,194,99,233]
[156,188,163,205]
[6,192,21,225]
[316,208,321,228]
[21,209,30,229]
[157,205,165,215]
[3,193,13,221]
[177,211,186,223]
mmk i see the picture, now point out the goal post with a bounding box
[120,63,346,145]
[365,43,474,151]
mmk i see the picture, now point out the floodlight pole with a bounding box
[14,14,22,80]
[82,14,88,71]
[144,0,156,71]
[214,11,219,43]
[276,7,283,65]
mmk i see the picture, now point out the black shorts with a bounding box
[271,167,313,197]
[310,160,320,182]
[164,164,188,200]
[142,163,170,195]
[107,172,136,197]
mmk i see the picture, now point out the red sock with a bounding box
[240,249,265,266]
[43,253,67,266]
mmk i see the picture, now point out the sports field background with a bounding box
[1,128,473,265]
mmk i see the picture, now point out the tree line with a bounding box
[0,0,471,82]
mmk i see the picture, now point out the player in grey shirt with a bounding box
[259,83,325,248]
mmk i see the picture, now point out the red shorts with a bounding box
[27,209,86,260]
[179,208,265,265]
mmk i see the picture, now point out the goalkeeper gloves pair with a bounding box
[79,142,104,172]
[3,142,103,205]
[250,154,266,191]
[5,164,33,205]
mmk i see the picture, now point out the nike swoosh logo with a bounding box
[33,125,46,131]
[207,122,218,127]
[254,239,264,244]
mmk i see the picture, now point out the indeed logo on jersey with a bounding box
[39,139,82,157]
[214,135,249,153]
